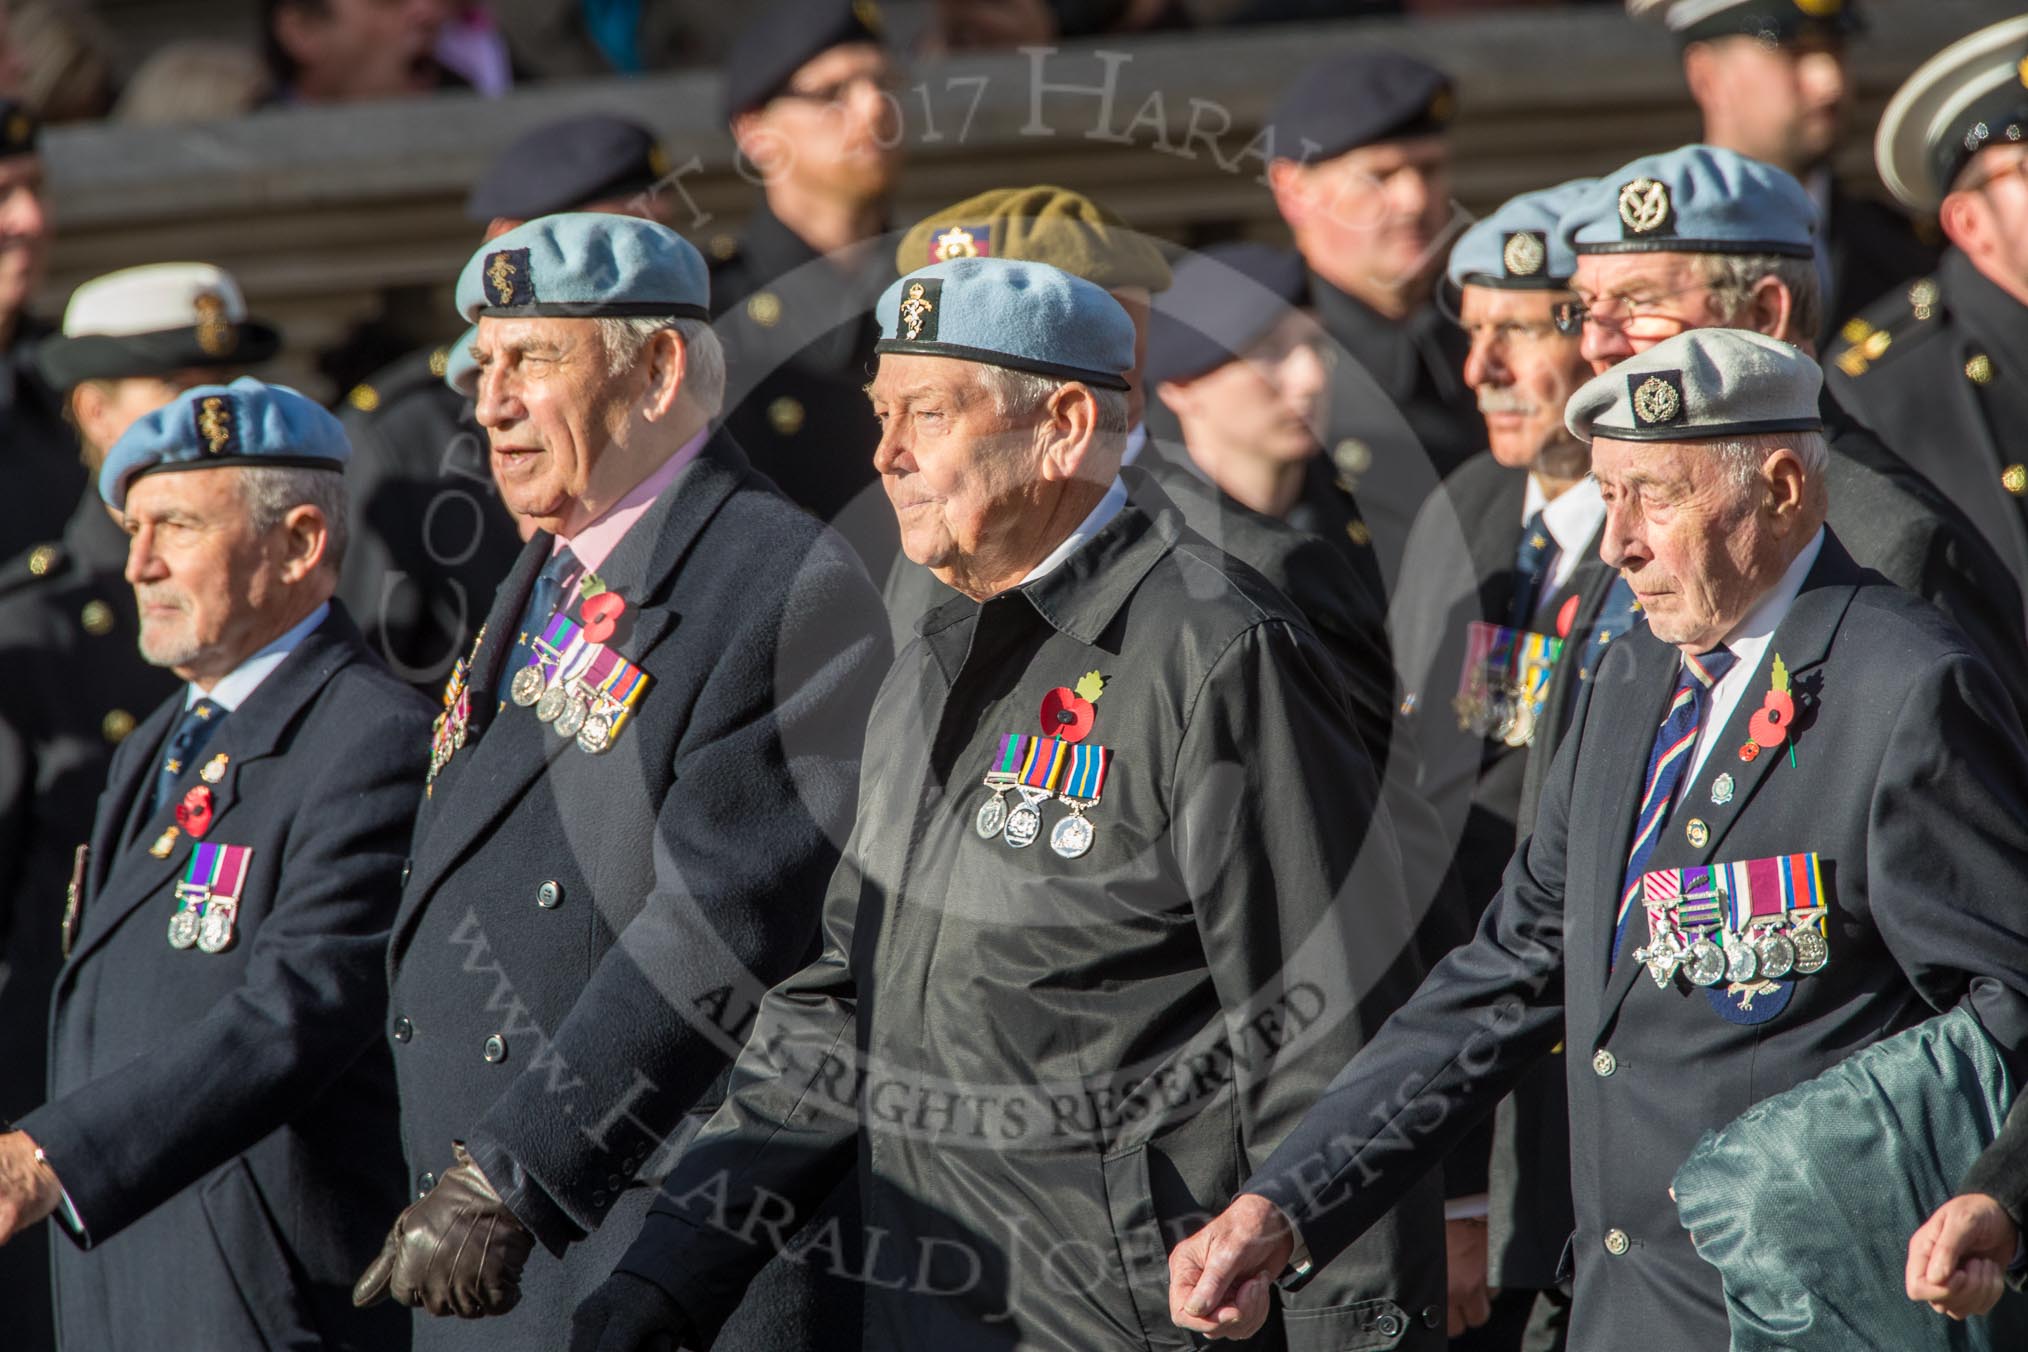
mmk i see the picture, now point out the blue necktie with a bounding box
[1613,647,1737,965]
[150,698,226,818]
[496,546,581,704]
[1510,510,1554,631]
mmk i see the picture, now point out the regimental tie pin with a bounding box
[975,671,1115,859]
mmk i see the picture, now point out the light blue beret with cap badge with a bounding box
[100,376,351,510]
[1447,177,1596,291]
[1564,328,1823,444]
[455,212,710,324]
[1558,144,1817,260]
[874,257,1135,391]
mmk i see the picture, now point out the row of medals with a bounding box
[975,779,1096,859]
[509,660,622,754]
[1635,918,1827,991]
[168,891,236,954]
[1457,678,1540,749]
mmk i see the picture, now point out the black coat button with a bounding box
[483,1034,507,1063]
[536,880,562,909]
[400,858,411,886]
[392,1017,412,1043]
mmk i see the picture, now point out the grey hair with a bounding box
[974,366,1132,436]
[1698,253,1822,347]
[1710,430,1829,488]
[238,465,349,571]
[594,316,727,418]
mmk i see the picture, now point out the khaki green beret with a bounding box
[893,185,1172,294]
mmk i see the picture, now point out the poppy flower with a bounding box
[1040,687,1094,742]
[581,590,627,645]
[176,785,214,838]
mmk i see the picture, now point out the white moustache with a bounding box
[1477,389,1540,416]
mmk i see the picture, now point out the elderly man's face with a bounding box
[1460,286,1589,477]
[123,467,303,678]
[869,354,1045,571]
[1572,253,1739,374]
[473,316,638,535]
[1593,436,1782,651]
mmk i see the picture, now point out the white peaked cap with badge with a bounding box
[1875,14,2028,213]
[62,262,252,336]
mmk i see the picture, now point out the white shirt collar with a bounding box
[1685,527,1825,782]
[1019,477,1129,586]
[1121,423,1147,467]
[188,601,330,712]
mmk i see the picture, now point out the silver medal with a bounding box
[1791,927,1828,974]
[1722,933,1759,983]
[577,712,614,754]
[1755,932,1796,979]
[1684,938,1727,987]
[1050,812,1094,859]
[1633,943,1681,989]
[555,692,590,739]
[535,685,568,723]
[168,907,200,950]
[197,901,236,954]
[1003,803,1043,849]
[510,664,546,707]
[974,792,1008,839]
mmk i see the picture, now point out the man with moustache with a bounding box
[1637,0,1938,338]
[1265,50,1483,583]
[710,0,903,572]
[0,379,430,1351]
[1168,327,2028,1352]
[0,262,277,1347]
[356,213,887,1351]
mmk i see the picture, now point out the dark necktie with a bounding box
[495,545,581,704]
[149,698,227,818]
[1509,509,1554,631]
[1613,647,1738,964]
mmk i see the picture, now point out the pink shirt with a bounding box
[552,428,710,595]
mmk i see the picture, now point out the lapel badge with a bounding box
[1617,176,1672,236]
[1710,772,1734,806]
[149,825,181,859]
[200,753,229,785]
[899,279,940,342]
[1684,817,1709,848]
[1502,230,1546,278]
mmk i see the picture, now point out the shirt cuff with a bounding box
[1275,1201,1313,1280]
[1445,1193,1491,1222]
[33,1146,84,1238]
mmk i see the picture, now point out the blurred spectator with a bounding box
[925,0,1188,51]
[436,1,512,93]
[114,42,272,124]
[12,0,113,124]
[263,0,462,103]
[487,0,740,78]
[0,4,24,99]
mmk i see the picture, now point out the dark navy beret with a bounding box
[456,213,710,322]
[1876,15,2028,212]
[1649,0,1863,46]
[1266,50,1455,164]
[1446,179,1594,292]
[723,0,886,121]
[1558,145,1816,260]
[874,257,1134,391]
[1566,329,1821,444]
[464,114,669,223]
[1145,244,1309,388]
[101,378,350,510]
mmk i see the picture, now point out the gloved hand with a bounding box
[354,1141,536,1318]
[570,1270,695,1352]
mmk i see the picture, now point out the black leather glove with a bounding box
[570,1270,695,1352]
[353,1142,536,1318]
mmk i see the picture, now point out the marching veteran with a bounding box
[1166,327,2028,1352]
[0,379,431,1350]
[356,213,889,1351]
[570,256,1443,1351]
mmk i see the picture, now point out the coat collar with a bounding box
[1588,531,1866,1044]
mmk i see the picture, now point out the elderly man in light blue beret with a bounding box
[570,255,1444,1352]
[358,211,890,1352]
[0,378,435,1352]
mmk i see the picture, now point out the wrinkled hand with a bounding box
[0,1131,61,1244]
[1907,1192,2018,1320]
[354,1143,535,1318]
[1445,1215,1494,1335]
[570,1271,696,1352]
[1168,1193,1293,1339]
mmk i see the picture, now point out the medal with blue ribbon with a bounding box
[1632,852,1827,1023]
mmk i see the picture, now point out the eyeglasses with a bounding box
[1553,283,1714,341]
[1462,316,1582,349]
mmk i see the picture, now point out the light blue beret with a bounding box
[1565,328,1822,443]
[100,376,351,510]
[1447,178,1595,290]
[874,257,1134,391]
[1558,145,1817,260]
[454,212,709,324]
[445,325,480,397]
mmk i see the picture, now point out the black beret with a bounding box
[723,0,886,122]
[1145,243,1309,388]
[1665,0,1863,46]
[464,114,669,223]
[1266,50,1454,165]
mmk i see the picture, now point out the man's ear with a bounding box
[277,503,332,582]
[1267,159,1310,232]
[640,329,689,422]
[1741,274,1795,343]
[1938,188,1986,258]
[1038,383,1100,484]
[1762,446,1808,528]
[1681,41,1719,116]
[730,110,781,178]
